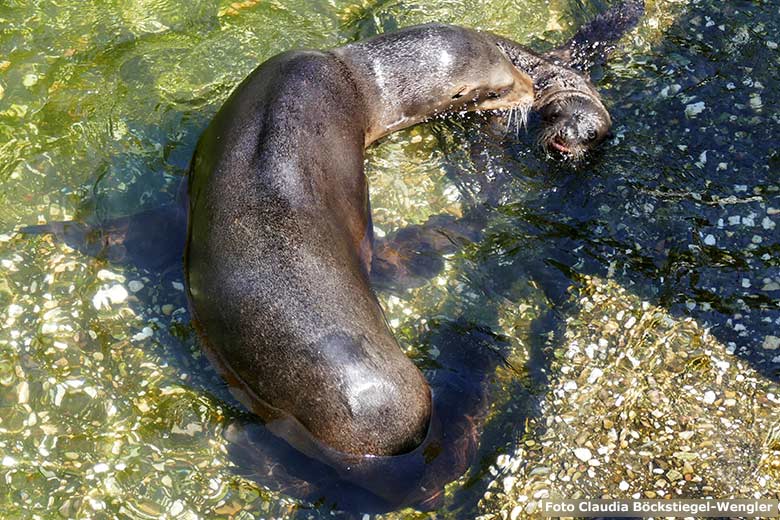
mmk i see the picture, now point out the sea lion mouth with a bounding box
[550,136,573,155]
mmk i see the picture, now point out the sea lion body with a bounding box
[185,24,534,457]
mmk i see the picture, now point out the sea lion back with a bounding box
[186,49,432,457]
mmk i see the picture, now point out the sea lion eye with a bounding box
[586,129,597,141]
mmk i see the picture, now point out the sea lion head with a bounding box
[536,87,611,161]
[534,67,612,161]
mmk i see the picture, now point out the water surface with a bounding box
[1,0,779,518]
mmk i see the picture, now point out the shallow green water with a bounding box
[1,0,779,518]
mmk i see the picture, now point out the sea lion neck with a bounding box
[332,24,533,146]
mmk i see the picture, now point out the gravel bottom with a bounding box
[479,276,780,519]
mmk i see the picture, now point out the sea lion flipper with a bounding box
[371,214,483,290]
[19,203,187,272]
[545,0,645,71]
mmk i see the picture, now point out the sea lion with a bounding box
[18,2,646,508]
[185,24,534,458]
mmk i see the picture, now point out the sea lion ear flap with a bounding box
[544,0,645,73]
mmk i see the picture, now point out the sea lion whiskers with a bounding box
[503,107,516,136]
[515,105,533,129]
[500,103,530,138]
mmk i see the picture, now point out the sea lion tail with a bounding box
[546,0,645,71]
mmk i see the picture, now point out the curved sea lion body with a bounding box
[185,24,534,458]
